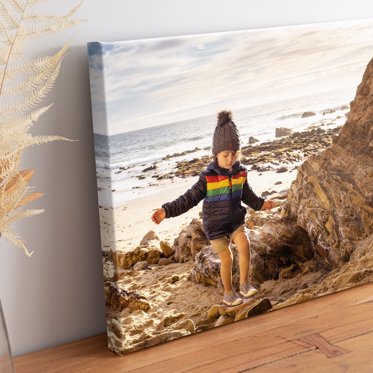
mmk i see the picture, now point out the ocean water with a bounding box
[94,88,353,207]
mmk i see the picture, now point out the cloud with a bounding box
[88,19,373,135]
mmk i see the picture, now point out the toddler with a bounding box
[152,110,275,306]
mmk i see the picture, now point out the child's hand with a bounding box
[151,208,166,224]
[261,200,276,210]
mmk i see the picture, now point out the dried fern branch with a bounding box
[0,0,83,256]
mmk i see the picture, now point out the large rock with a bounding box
[112,246,162,270]
[246,210,272,229]
[173,219,209,262]
[189,245,229,292]
[190,244,242,293]
[104,282,150,314]
[282,58,373,267]
[249,218,315,283]
[275,127,293,137]
[202,298,272,329]
[190,217,315,290]
[160,241,175,258]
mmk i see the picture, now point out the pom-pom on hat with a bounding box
[212,110,241,155]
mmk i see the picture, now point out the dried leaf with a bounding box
[4,169,35,193]
[16,192,44,208]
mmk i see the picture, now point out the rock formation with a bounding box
[202,298,272,329]
[282,58,373,267]
[248,136,259,144]
[249,218,315,283]
[172,219,209,262]
[189,214,323,291]
[301,111,316,118]
[105,282,150,314]
[275,127,294,137]
[190,245,236,292]
[112,245,162,271]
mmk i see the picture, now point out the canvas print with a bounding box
[87,19,373,355]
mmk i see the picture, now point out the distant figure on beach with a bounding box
[151,110,275,306]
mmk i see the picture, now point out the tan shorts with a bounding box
[210,224,246,254]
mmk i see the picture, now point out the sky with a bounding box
[88,19,373,136]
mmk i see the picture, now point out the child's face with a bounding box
[216,150,238,170]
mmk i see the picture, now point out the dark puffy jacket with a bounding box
[162,161,264,240]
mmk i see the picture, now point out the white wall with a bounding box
[1,0,373,356]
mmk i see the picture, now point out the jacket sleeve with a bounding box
[162,173,206,218]
[241,179,265,210]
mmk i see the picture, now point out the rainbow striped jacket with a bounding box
[162,161,264,240]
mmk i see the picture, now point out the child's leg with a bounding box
[232,227,258,297]
[232,230,250,285]
[218,247,234,293]
[211,238,242,305]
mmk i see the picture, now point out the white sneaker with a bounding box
[223,290,243,306]
[240,283,258,298]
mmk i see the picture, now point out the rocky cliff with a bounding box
[282,58,373,267]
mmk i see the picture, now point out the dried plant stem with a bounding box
[0,2,27,96]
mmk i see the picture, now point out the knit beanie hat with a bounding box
[212,110,241,155]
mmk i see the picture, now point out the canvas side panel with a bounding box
[87,41,119,354]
